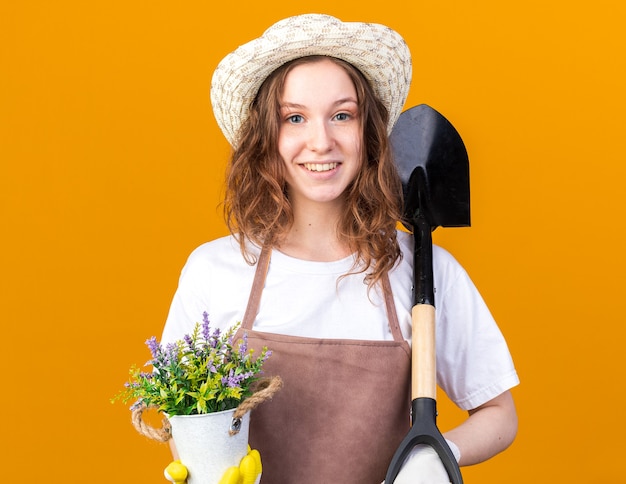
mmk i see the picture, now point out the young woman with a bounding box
[162,14,519,483]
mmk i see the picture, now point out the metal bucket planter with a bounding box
[168,409,250,484]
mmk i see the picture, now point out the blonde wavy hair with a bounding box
[223,56,403,289]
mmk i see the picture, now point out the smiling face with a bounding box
[278,58,363,211]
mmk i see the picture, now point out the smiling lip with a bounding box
[302,162,339,172]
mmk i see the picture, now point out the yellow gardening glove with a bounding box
[164,446,262,484]
[164,460,188,484]
[218,446,262,484]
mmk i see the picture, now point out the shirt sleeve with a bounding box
[433,246,520,410]
[160,236,258,346]
[160,244,215,346]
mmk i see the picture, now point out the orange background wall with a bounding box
[2,1,625,482]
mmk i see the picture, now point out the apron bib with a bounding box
[236,247,411,483]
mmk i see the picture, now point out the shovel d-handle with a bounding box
[384,397,464,484]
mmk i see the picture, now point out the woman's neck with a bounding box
[278,199,352,262]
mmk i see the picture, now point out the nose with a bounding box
[307,120,334,153]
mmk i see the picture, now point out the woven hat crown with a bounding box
[210,14,412,146]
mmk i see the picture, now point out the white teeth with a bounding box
[303,163,338,172]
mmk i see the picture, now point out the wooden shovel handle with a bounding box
[412,303,436,400]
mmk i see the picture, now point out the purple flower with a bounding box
[210,328,221,348]
[238,333,248,357]
[145,336,161,359]
[183,334,194,351]
[221,369,244,388]
[164,342,179,366]
[202,312,211,341]
[221,369,255,388]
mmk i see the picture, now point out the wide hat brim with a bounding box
[210,13,412,146]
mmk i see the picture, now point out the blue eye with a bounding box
[287,114,303,124]
[334,112,350,121]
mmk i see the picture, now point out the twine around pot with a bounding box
[130,376,283,442]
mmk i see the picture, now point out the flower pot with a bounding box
[168,409,250,484]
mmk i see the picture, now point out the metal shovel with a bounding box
[385,104,470,484]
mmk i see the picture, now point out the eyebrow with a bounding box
[280,98,358,110]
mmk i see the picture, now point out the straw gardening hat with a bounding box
[210,13,412,146]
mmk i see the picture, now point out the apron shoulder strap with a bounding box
[380,272,405,342]
[241,246,271,330]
